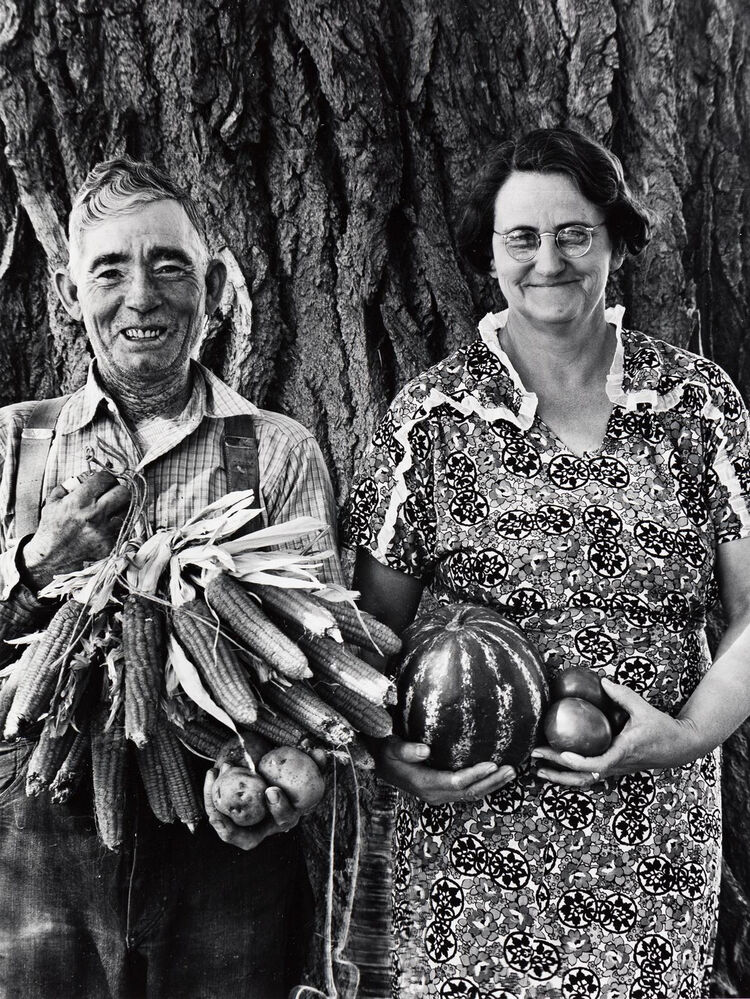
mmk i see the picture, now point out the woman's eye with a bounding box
[505,230,538,249]
[558,226,589,248]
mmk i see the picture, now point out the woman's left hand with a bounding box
[531,678,701,787]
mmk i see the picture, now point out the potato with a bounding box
[257,746,325,813]
[211,763,269,826]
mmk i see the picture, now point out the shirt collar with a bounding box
[472,304,680,424]
[474,309,538,429]
[604,308,685,411]
[57,359,260,437]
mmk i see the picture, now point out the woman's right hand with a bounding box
[374,734,517,805]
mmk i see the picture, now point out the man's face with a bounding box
[58,198,224,386]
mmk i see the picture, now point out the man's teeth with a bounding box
[123,328,161,339]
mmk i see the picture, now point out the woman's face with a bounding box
[491,170,622,331]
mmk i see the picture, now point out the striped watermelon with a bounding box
[395,603,548,770]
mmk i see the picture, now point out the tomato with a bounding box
[550,666,608,710]
[606,702,629,736]
[550,667,628,735]
[543,697,613,755]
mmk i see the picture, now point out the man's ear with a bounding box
[205,259,228,316]
[54,269,83,321]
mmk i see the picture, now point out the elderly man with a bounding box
[0,160,345,998]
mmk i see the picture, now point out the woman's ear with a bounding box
[610,245,626,273]
[54,269,83,321]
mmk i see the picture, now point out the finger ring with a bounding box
[590,771,601,781]
[61,475,82,494]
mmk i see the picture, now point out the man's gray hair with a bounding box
[68,157,208,270]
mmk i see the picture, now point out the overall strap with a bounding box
[15,396,69,538]
[222,415,262,532]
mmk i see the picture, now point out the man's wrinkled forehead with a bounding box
[68,194,209,276]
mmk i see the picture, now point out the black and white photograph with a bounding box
[0,1,748,997]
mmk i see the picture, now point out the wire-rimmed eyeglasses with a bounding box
[493,222,607,261]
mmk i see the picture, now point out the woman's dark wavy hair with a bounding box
[457,128,654,274]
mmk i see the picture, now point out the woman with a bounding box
[344,128,750,998]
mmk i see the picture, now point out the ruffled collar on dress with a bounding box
[473,304,683,428]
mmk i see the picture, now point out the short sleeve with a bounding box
[703,367,750,543]
[342,392,438,580]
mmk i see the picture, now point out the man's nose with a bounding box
[124,268,160,311]
[533,234,566,275]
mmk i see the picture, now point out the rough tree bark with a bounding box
[0,0,748,994]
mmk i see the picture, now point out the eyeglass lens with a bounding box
[504,226,592,260]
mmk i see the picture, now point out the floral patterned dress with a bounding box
[344,307,750,999]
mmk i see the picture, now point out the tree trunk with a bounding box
[0,0,748,993]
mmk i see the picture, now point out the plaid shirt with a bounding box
[0,360,341,599]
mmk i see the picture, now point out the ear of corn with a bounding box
[26,716,77,796]
[239,650,273,685]
[247,705,308,748]
[137,737,176,824]
[261,680,354,747]
[90,703,128,850]
[0,582,53,646]
[245,583,342,641]
[348,735,376,770]
[312,679,393,739]
[4,599,84,740]
[122,595,166,748]
[171,600,258,726]
[205,574,311,680]
[0,664,21,735]
[171,714,228,761]
[343,735,377,770]
[49,725,90,803]
[154,724,202,831]
[311,598,402,656]
[297,631,396,707]
[322,734,376,770]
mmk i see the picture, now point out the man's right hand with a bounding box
[20,469,131,592]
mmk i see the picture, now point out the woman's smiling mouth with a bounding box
[526,280,578,288]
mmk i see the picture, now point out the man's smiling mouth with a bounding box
[121,327,164,340]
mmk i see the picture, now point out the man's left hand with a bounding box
[203,768,304,850]
[530,678,702,787]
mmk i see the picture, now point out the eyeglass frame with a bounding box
[492,221,608,260]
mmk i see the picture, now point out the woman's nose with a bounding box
[533,234,566,275]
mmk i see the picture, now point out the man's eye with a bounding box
[95,270,122,281]
[154,264,184,277]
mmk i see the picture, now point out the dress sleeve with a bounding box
[342,391,437,581]
[703,367,750,543]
